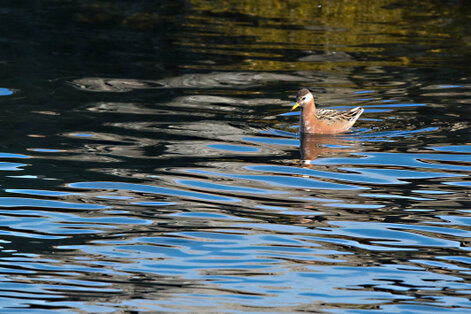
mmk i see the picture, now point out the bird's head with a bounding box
[291,88,313,110]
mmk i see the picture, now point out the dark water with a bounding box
[0,0,471,312]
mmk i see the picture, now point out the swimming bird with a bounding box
[291,88,364,134]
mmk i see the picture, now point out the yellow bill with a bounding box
[291,102,300,111]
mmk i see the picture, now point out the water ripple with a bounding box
[311,152,471,172]
[69,181,241,203]
[187,169,364,190]
[0,197,107,210]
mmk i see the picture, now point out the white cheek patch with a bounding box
[303,93,313,103]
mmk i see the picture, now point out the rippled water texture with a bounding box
[1,1,471,312]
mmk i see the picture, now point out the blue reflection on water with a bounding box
[207,144,259,152]
[0,88,13,96]
[428,145,471,153]
[311,152,471,171]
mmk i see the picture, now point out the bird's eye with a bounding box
[302,97,306,101]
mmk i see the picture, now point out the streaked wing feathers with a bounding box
[316,107,363,124]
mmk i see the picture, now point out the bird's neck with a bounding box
[302,99,316,116]
[300,100,316,132]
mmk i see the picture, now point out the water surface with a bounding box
[0,1,471,312]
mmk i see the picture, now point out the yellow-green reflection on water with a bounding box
[180,0,469,71]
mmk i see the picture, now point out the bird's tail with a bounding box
[346,107,364,122]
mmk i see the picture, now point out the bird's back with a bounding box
[304,107,363,134]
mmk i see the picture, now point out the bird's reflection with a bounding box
[300,133,357,167]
